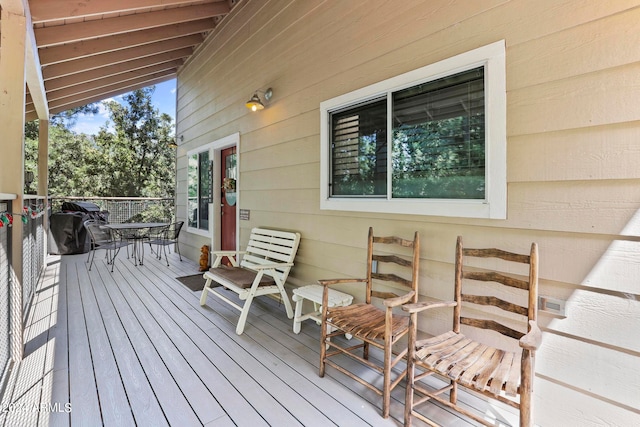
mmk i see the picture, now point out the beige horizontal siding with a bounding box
[176,0,640,424]
[509,122,640,182]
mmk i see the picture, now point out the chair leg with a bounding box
[176,241,182,261]
[319,316,327,377]
[200,277,213,306]
[162,244,169,266]
[520,351,533,427]
[450,381,458,404]
[278,286,294,319]
[405,314,417,427]
[405,360,415,427]
[382,336,392,418]
[88,248,96,271]
[139,239,145,265]
[236,293,256,335]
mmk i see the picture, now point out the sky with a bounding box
[70,78,177,135]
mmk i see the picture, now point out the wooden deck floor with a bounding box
[0,248,502,426]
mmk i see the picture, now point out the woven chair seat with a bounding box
[328,303,409,341]
[415,330,521,397]
[404,237,540,426]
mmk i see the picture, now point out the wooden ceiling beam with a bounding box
[25,7,49,119]
[48,74,176,116]
[30,0,211,23]
[27,70,175,113]
[47,61,180,102]
[45,50,189,91]
[48,69,176,108]
[26,73,175,121]
[42,35,199,80]
[39,18,215,66]
[35,2,229,47]
[2,0,50,120]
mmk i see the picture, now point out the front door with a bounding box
[220,147,237,261]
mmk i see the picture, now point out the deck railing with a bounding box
[22,197,46,319]
[49,196,175,224]
[0,196,175,401]
[0,196,13,392]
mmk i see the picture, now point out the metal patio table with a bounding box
[106,222,168,266]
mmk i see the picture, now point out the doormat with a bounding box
[176,274,216,292]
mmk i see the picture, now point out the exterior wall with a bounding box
[175,1,640,425]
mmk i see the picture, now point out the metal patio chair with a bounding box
[85,220,129,272]
[147,221,184,266]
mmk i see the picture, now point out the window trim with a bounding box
[320,40,506,219]
[186,133,240,239]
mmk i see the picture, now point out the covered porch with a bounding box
[3,1,640,425]
[0,250,505,426]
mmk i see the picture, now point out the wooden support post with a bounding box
[37,121,49,197]
[38,119,50,265]
[0,7,27,362]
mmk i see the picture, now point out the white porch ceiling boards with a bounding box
[23,0,238,121]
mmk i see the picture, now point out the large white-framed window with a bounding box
[320,41,506,219]
[187,147,213,235]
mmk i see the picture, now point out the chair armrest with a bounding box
[318,278,367,286]
[383,290,415,308]
[211,250,246,268]
[251,262,294,270]
[402,300,457,314]
[520,320,542,351]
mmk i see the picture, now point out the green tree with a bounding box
[48,125,107,196]
[95,87,175,198]
[24,104,100,194]
[24,86,175,201]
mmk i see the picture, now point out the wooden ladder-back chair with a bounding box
[403,236,541,427]
[319,227,419,418]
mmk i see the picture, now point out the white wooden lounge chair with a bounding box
[200,227,301,334]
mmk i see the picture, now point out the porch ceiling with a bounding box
[21,0,239,122]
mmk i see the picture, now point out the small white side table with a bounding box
[292,284,353,334]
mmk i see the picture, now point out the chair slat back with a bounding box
[85,221,111,244]
[454,236,538,340]
[170,221,184,239]
[240,227,301,282]
[367,227,419,303]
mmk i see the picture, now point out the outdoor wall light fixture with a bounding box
[246,88,273,111]
[168,138,178,148]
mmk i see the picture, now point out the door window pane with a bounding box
[198,151,211,230]
[187,150,212,231]
[187,154,198,228]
